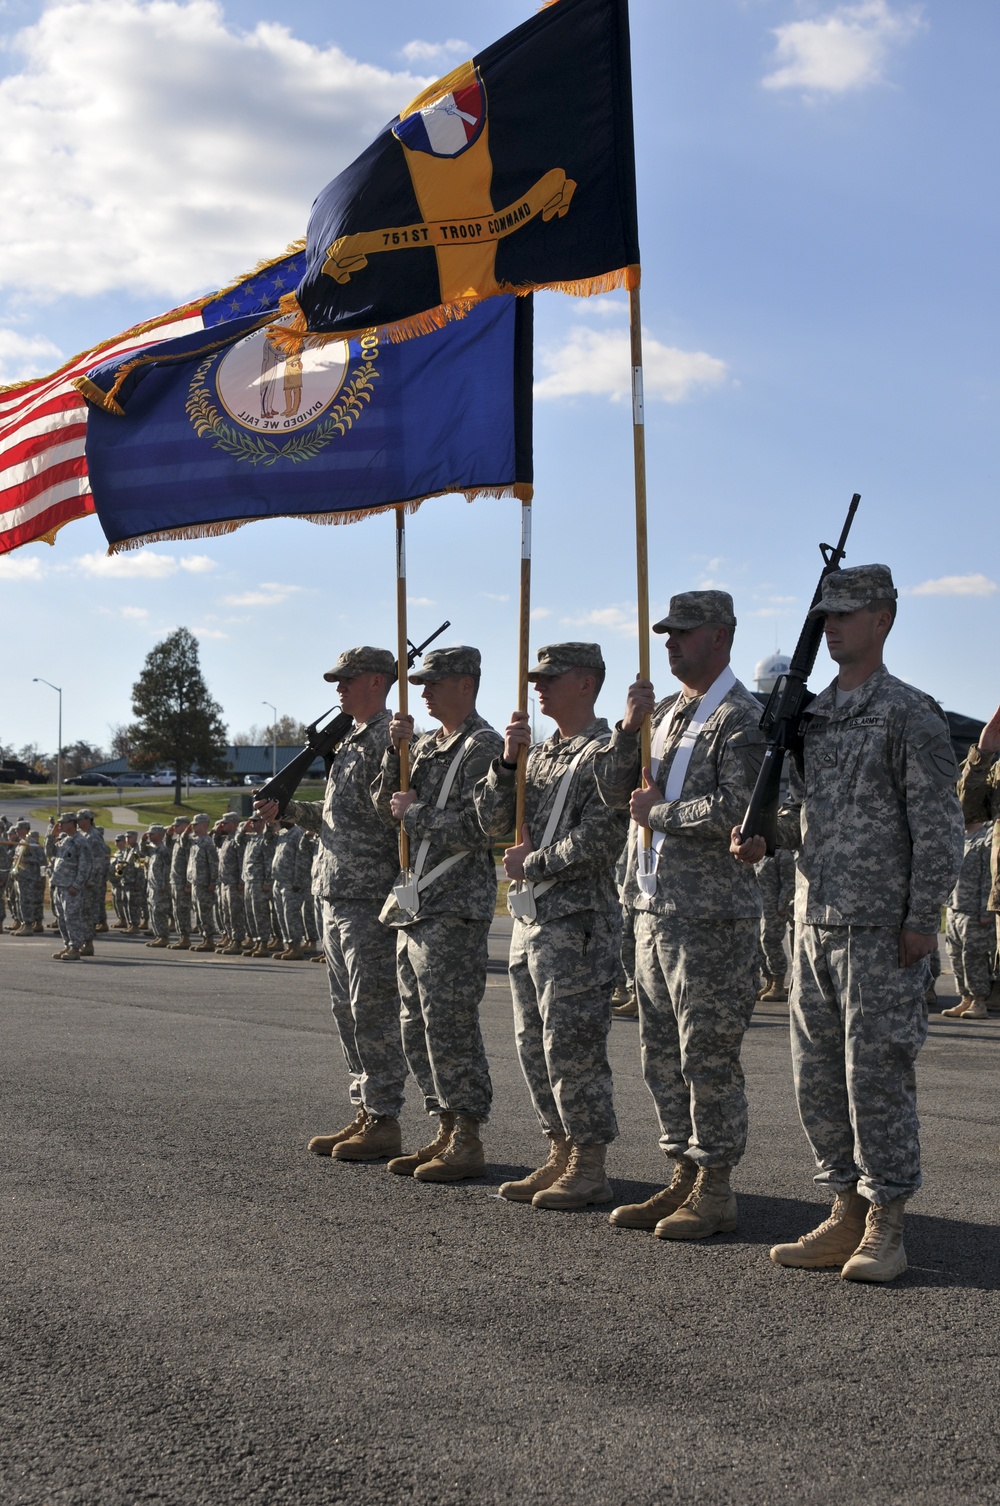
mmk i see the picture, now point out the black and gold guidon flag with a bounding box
[288,0,639,343]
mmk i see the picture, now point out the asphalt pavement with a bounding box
[2,919,998,1506]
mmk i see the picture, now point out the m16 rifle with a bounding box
[738,493,861,853]
[253,620,451,815]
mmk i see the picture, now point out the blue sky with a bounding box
[1,0,996,757]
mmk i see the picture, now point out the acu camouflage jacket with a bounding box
[957,745,1000,912]
[775,666,964,934]
[474,718,627,926]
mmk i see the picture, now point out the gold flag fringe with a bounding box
[72,314,276,416]
[104,482,533,556]
[72,376,124,416]
[265,266,640,355]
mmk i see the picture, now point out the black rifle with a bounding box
[738,494,861,852]
[253,620,450,815]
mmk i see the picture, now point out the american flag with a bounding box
[0,243,306,557]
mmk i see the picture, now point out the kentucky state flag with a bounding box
[289,0,639,342]
[77,296,532,553]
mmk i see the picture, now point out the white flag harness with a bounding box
[393,730,491,917]
[508,737,600,922]
[635,666,737,897]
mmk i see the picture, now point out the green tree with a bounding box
[127,629,228,804]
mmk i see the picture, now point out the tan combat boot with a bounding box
[841,1198,907,1283]
[940,995,973,1017]
[963,997,988,1019]
[58,947,82,962]
[52,946,69,958]
[386,1112,455,1176]
[609,1158,697,1229]
[770,1188,869,1268]
[145,936,169,949]
[759,976,788,1003]
[499,1136,570,1203]
[332,1114,402,1162]
[413,1113,484,1183]
[250,941,269,958]
[220,941,244,956]
[310,954,327,964]
[653,1165,737,1240]
[242,942,258,956]
[79,941,94,956]
[192,937,215,953]
[169,935,191,950]
[275,943,304,961]
[532,1142,613,1210]
[308,1109,367,1156]
[32,920,44,934]
[611,990,639,1019]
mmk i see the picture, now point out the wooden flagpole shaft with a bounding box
[629,284,652,846]
[395,506,411,870]
[514,497,532,837]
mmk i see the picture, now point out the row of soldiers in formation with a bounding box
[0,810,332,961]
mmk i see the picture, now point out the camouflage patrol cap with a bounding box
[192,812,211,825]
[808,564,897,618]
[60,814,78,825]
[653,590,737,633]
[125,830,138,838]
[527,642,605,681]
[221,812,238,822]
[76,808,96,820]
[323,646,397,683]
[409,645,481,684]
[15,818,29,829]
[147,824,165,836]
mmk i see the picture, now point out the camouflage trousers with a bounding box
[220,884,246,945]
[634,913,758,1169]
[52,885,87,949]
[395,915,493,1123]
[121,882,145,927]
[191,881,216,938]
[81,878,104,941]
[110,877,126,923]
[243,881,270,944]
[509,910,618,1145]
[146,883,171,940]
[304,895,320,945]
[322,899,407,1118]
[170,880,192,937]
[759,909,790,982]
[791,924,928,1204]
[14,876,44,926]
[617,903,635,989]
[274,884,305,947]
[945,911,996,1000]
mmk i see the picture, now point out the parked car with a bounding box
[65,772,116,787]
[149,771,175,786]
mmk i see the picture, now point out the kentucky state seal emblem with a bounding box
[185,324,379,467]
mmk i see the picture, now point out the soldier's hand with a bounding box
[978,703,1000,755]
[622,678,656,734]
[389,713,414,751]
[629,768,664,827]
[731,826,766,865]
[390,790,417,819]
[898,928,938,968]
[254,799,279,822]
[503,824,534,881]
[503,711,531,764]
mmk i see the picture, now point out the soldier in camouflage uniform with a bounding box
[216,814,247,956]
[5,821,30,933]
[257,646,407,1161]
[595,591,764,1241]
[142,825,171,947]
[374,646,503,1182]
[270,822,312,960]
[299,829,321,954]
[939,822,995,1019]
[11,829,46,933]
[756,848,796,1002]
[119,832,146,931]
[50,813,94,960]
[240,817,273,956]
[475,643,628,1210]
[957,703,1000,992]
[734,565,964,1283]
[167,818,193,948]
[109,833,129,927]
[185,813,220,952]
[0,825,15,931]
[75,810,108,955]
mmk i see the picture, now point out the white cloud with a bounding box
[560,605,636,636]
[907,573,998,598]
[480,592,510,603]
[762,1,925,96]
[0,554,47,580]
[190,625,229,640]
[223,583,301,607]
[407,596,435,607]
[530,607,552,621]
[399,37,470,65]
[0,327,63,382]
[0,0,428,302]
[535,326,729,404]
[76,550,217,579]
[120,605,149,619]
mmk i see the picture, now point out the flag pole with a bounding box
[514,496,532,837]
[395,505,411,870]
[629,283,652,845]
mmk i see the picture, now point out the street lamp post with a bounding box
[262,700,277,779]
[33,677,63,817]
